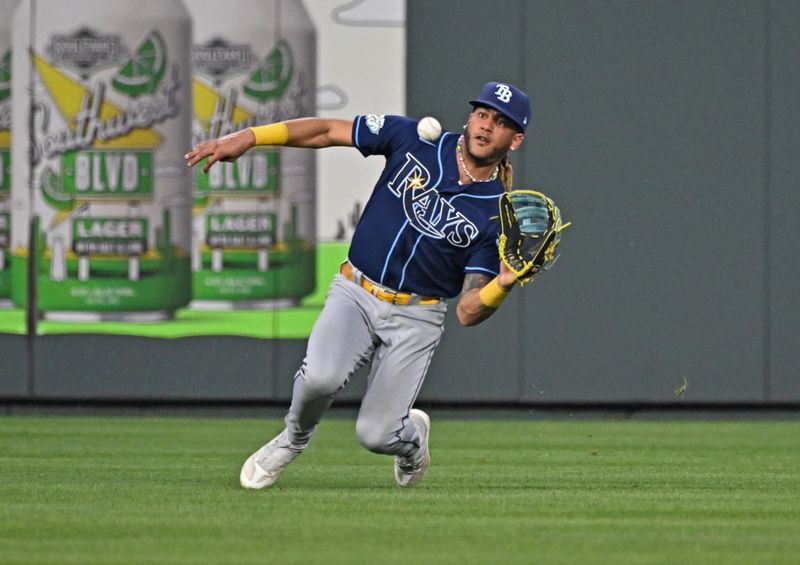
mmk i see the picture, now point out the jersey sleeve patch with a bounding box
[365,114,386,134]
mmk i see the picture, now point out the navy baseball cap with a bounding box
[469,81,531,132]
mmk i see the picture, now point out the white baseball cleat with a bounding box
[240,430,303,489]
[394,409,431,488]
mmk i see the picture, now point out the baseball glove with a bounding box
[498,189,570,284]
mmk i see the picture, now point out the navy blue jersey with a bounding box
[348,114,504,299]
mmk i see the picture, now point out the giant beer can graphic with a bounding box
[0,0,20,307]
[10,0,193,321]
[186,0,317,308]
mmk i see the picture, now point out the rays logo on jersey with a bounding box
[388,153,478,248]
[387,153,430,197]
[365,114,385,134]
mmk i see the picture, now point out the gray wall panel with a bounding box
[0,334,30,397]
[409,0,774,403]
[32,335,276,400]
[768,0,800,400]
[519,0,766,401]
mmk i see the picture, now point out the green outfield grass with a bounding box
[1,415,798,564]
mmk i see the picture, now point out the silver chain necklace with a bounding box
[456,135,498,183]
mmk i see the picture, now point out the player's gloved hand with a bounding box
[498,189,571,284]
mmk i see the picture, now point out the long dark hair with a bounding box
[499,156,513,191]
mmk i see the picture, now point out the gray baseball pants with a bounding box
[284,272,447,458]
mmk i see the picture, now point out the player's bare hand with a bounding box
[184,129,256,173]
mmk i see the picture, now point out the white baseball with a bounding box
[417,116,442,141]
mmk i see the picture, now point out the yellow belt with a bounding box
[339,262,441,306]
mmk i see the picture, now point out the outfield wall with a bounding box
[2,0,799,405]
[408,0,800,404]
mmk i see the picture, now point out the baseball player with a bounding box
[185,81,531,488]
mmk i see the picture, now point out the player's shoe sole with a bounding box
[394,409,431,488]
[240,430,302,489]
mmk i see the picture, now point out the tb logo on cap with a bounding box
[494,84,513,103]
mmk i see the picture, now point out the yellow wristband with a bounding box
[249,122,289,146]
[478,277,510,308]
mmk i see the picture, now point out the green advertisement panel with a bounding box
[0,242,347,337]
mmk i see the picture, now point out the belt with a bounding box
[339,261,442,306]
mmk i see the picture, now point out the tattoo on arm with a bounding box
[457,273,501,325]
[462,273,491,294]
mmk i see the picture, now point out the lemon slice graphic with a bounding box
[112,32,167,97]
[0,50,11,101]
[242,40,293,102]
[41,167,74,212]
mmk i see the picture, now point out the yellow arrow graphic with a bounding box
[33,53,161,149]
[193,78,252,131]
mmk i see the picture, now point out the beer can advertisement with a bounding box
[9,0,194,321]
[187,0,317,308]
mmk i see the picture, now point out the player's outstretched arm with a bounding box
[281,117,354,148]
[184,118,354,173]
[455,263,517,326]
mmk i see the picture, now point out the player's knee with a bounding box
[355,419,395,454]
[296,362,346,398]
